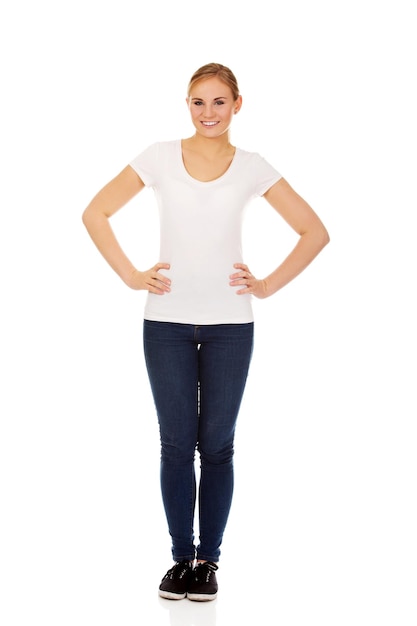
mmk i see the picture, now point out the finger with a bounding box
[236,286,252,295]
[152,276,171,292]
[155,272,171,286]
[230,271,249,280]
[231,264,252,278]
[148,280,169,295]
[233,263,249,272]
[153,264,171,288]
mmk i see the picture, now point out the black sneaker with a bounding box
[187,561,218,601]
[159,560,193,600]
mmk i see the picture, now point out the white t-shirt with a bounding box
[129,140,282,325]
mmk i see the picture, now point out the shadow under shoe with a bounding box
[187,561,218,602]
[159,560,193,600]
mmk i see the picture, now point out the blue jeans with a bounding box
[143,320,254,563]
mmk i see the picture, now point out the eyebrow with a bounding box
[191,96,229,101]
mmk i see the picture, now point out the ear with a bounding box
[234,95,243,114]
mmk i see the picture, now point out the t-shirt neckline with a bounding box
[178,139,239,184]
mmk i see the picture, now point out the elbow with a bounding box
[81,209,90,232]
[315,220,330,250]
[308,225,330,257]
[82,206,95,230]
[303,223,330,252]
[318,232,330,256]
[321,226,330,249]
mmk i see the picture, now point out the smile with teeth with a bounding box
[201,121,219,127]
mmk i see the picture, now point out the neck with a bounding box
[186,131,233,154]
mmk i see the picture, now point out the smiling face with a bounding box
[187,76,242,139]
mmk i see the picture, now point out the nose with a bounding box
[202,104,215,118]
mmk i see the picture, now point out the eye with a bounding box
[193,100,203,106]
[214,100,225,105]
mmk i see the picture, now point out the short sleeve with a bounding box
[129,142,160,187]
[252,154,282,196]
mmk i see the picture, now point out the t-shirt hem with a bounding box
[143,314,254,325]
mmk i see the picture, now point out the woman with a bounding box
[82,63,329,602]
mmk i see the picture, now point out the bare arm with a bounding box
[230,178,330,298]
[82,165,171,293]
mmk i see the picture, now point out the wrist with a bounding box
[124,267,142,289]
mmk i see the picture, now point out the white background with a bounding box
[1,1,416,625]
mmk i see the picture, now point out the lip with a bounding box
[201,121,219,127]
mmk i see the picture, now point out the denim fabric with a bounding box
[143,320,254,562]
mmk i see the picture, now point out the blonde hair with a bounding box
[187,63,240,101]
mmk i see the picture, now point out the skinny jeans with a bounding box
[143,320,254,563]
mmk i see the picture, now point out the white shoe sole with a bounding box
[159,590,187,600]
[187,592,217,602]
